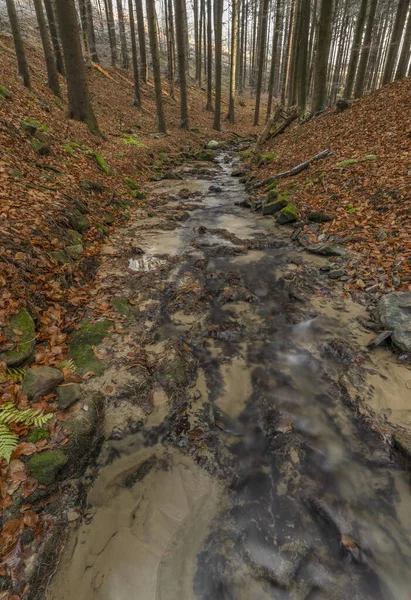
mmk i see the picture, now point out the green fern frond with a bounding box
[0,367,27,384]
[0,422,18,463]
[0,403,53,427]
[57,358,77,373]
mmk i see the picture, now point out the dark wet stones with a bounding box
[305,243,347,257]
[209,185,222,193]
[235,199,252,208]
[262,199,288,215]
[307,212,334,223]
[232,168,245,177]
[22,367,64,399]
[276,204,298,224]
[378,292,411,352]
[328,269,345,279]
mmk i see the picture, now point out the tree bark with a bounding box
[33,0,60,96]
[166,0,176,96]
[79,0,91,58]
[311,0,333,113]
[54,0,101,135]
[43,0,65,75]
[353,0,378,98]
[395,4,411,80]
[296,0,310,114]
[5,0,31,88]
[383,0,411,85]
[174,0,189,128]
[206,0,213,110]
[135,0,148,82]
[104,0,118,65]
[344,0,368,98]
[145,0,167,133]
[213,0,224,129]
[117,0,129,69]
[227,0,238,122]
[253,0,269,125]
[128,0,141,106]
[266,0,283,118]
[86,0,99,62]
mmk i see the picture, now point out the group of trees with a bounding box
[4,0,411,136]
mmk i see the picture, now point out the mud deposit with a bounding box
[47,153,411,600]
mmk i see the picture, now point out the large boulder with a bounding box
[0,309,35,366]
[23,367,64,399]
[378,293,411,352]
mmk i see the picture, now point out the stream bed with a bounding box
[47,151,411,600]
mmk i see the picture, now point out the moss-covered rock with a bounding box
[92,151,111,174]
[27,450,68,485]
[50,249,70,265]
[57,383,81,409]
[0,85,12,100]
[124,177,139,190]
[65,244,83,260]
[80,180,106,193]
[0,308,35,366]
[264,181,278,193]
[31,138,51,156]
[267,189,279,202]
[62,394,102,465]
[262,198,288,216]
[28,428,50,443]
[67,230,83,246]
[102,213,115,224]
[307,212,334,223]
[68,319,113,376]
[276,204,298,224]
[96,223,109,236]
[112,297,132,316]
[67,208,89,233]
[194,150,214,162]
[131,190,148,200]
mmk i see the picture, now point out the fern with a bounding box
[0,423,18,464]
[57,358,77,373]
[0,403,53,463]
[0,367,26,384]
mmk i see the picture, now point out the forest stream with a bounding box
[45,150,411,600]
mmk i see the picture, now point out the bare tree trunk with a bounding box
[54,0,101,136]
[117,0,129,68]
[43,0,65,74]
[281,0,296,105]
[194,0,200,80]
[85,0,99,62]
[213,0,223,129]
[128,0,141,106]
[206,0,213,110]
[146,0,167,133]
[227,0,238,122]
[266,0,282,118]
[174,0,189,128]
[5,0,31,88]
[253,0,269,125]
[166,0,175,96]
[344,0,368,98]
[353,0,378,98]
[135,0,148,82]
[78,0,91,58]
[296,0,310,114]
[182,0,190,76]
[198,0,204,87]
[311,0,333,113]
[104,0,117,65]
[395,5,411,80]
[383,0,411,85]
[33,0,60,96]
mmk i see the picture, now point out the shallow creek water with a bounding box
[48,154,411,600]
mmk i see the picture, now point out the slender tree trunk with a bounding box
[128,0,141,106]
[289,0,301,106]
[86,0,99,62]
[311,0,333,113]
[282,0,296,105]
[104,0,118,65]
[213,0,223,129]
[344,0,367,98]
[33,0,60,96]
[43,0,65,75]
[79,0,91,58]
[5,0,31,88]
[145,0,167,133]
[174,0,189,128]
[266,0,282,118]
[194,0,200,80]
[395,5,411,80]
[135,0,148,82]
[206,0,213,110]
[54,0,101,135]
[166,0,176,96]
[227,0,238,122]
[198,0,204,87]
[383,0,411,85]
[353,0,378,98]
[116,0,129,68]
[253,0,269,125]
[296,0,310,114]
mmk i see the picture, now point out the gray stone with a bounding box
[23,367,64,399]
[328,269,345,279]
[378,293,411,352]
[262,199,288,215]
[66,244,83,260]
[392,276,401,288]
[207,140,219,149]
[306,243,347,257]
[308,212,334,223]
[57,383,82,410]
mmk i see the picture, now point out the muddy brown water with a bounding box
[47,152,411,600]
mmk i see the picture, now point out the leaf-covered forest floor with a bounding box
[252,79,411,293]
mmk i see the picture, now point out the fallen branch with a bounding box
[251,104,283,163]
[254,149,332,189]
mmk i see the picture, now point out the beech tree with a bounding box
[117,0,129,69]
[5,0,31,88]
[383,0,411,85]
[146,0,167,133]
[174,0,189,129]
[213,0,223,130]
[43,0,65,75]
[128,0,141,107]
[227,0,238,123]
[33,0,60,97]
[135,0,148,82]
[311,0,333,113]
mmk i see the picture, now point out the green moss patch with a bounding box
[194,150,214,162]
[0,85,12,100]
[0,309,35,366]
[337,159,358,168]
[28,428,50,443]
[91,150,111,174]
[27,450,68,485]
[68,319,113,376]
[276,204,298,225]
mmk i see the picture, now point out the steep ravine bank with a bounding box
[32,149,411,600]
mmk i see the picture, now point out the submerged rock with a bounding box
[0,308,35,366]
[276,204,298,224]
[378,293,411,352]
[23,366,64,399]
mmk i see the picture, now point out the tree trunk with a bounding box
[104,0,117,65]
[206,0,213,110]
[182,0,190,76]
[79,0,91,58]
[344,0,368,98]
[54,0,101,135]
[166,0,176,96]
[395,5,411,80]
[213,0,223,129]
[353,0,378,98]
[288,0,301,107]
[86,0,99,62]
[253,0,269,125]
[33,0,60,96]
[198,0,204,87]
[311,0,333,113]
[227,0,238,122]
[383,0,411,85]
[266,0,283,118]
[135,0,148,82]
[194,0,200,80]
[145,0,167,133]
[117,0,129,68]
[296,0,310,114]
[281,0,296,105]
[174,0,189,128]
[5,0,31,88]
[128,0,141,106]
[43,0,65,75]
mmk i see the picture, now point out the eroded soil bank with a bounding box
[46,150,411,600]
